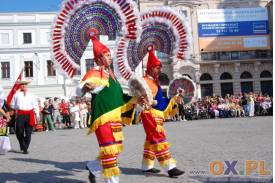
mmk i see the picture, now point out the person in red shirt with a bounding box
[59,99,71,128]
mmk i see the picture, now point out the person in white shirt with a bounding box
[10,80,36,154]
[70,100,81,129]
[79,99,88,128]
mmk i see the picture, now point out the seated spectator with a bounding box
[210,102,219,118]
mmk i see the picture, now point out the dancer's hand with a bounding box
[137,96,151,110]
[5,113,11,122]
[137,96,147,105]
[82,82,96,93]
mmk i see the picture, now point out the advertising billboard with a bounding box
[197,8,270,52]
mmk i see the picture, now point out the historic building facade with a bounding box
[141,0,273,98]
[0,0,273,98]
[0,12,117,98]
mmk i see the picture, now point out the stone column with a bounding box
[213,63,221,96]
[233,63,241,95]
[195,69,201,98]
[253,61,261,93]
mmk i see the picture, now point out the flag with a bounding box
[6,69,23,106]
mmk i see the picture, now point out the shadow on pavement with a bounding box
[8,150,24,154]
[120,167,168,177]
[191,175,273,183]
[0,170,86,183]
[11,158,87,172]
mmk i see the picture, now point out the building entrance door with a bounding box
[201,84,213,97]
[241,81,253,94]
[261,80,273,96]
[221,83,233,97]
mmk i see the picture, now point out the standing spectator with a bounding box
[175,88,186,121]
[241,93,248,116]
[59,99,71,128]
[52,97,62,129]
[10,79,36,154]
[37,99,43,124]
[42,100,55,131]
[79,99,88,128]
[248,92,255,117]
[48,99,55,126]
[70,100,81,129]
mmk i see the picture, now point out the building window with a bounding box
[201,51,271,61]
[201,52,216,60]
[201,84,213,97]
[261,81,273,96]
[200,73,213,97]
[1,62,10,79]
[24,61,33,77]
[221,83,234,97]
[231,51,239,60]
[0,33,9,45]
[260,70,272,78]
[220,72,232,80]
[217,52,231,60]
[240,71,253,79]
[200,73,212,81]
[47,60,56,76]
[239,51,255,59]
[85,59,94,72]
[23,33,32,44]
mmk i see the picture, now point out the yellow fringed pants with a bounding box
[142,140,176,171]
[95,122,124,179]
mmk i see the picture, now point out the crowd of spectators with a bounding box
[34,92,274,131]
[7,92,273,133]
[174,92,273,121]
[33,97,91,132]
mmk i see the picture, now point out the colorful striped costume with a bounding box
[137,75,178,172]
[81,70,135,182]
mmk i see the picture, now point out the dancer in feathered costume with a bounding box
[133,47,184,177]
[76,29,136,183]
[51,0,140,182]
[117,7,192,178]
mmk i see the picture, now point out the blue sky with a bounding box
[0,0,64,13]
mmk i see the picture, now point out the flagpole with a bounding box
[6,68,24,106]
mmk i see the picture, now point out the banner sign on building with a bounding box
[197,8,270,52]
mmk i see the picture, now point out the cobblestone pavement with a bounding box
[0,116,273,183]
